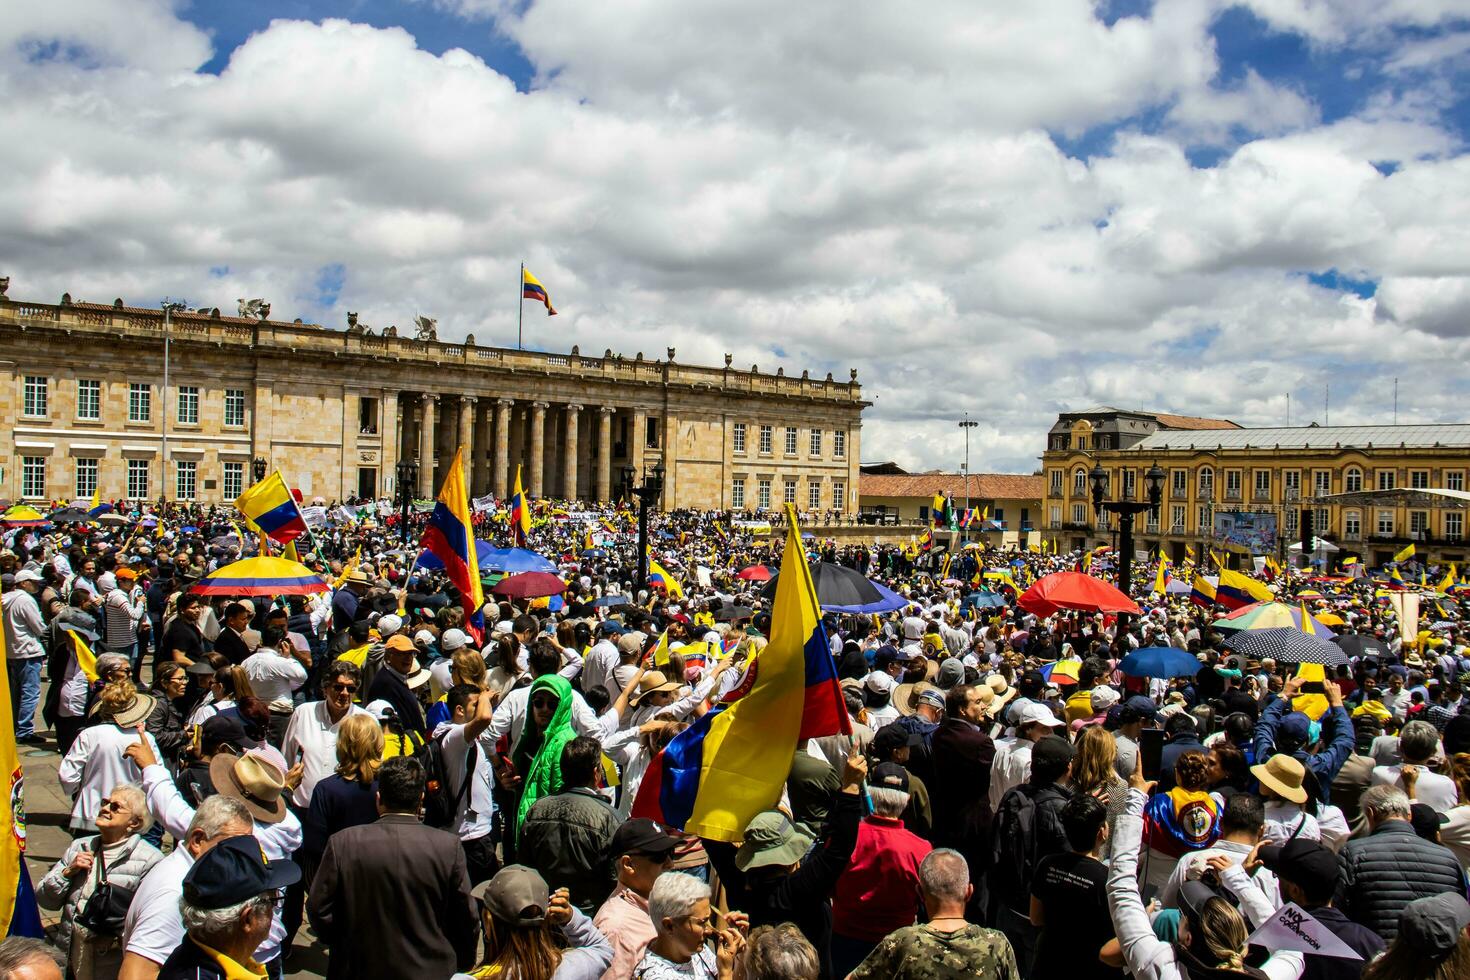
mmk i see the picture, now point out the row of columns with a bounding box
[406,394,621,502]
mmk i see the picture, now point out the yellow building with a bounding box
[1041,407,1470,567]
[858,465,1044,548]
[0,285,866,509]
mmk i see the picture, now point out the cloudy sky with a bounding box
[4,1,1470,475]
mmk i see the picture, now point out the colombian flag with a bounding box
[522,267,556,316]
[1215,568,1274,611]
[648,553,684,598]
[633,504,849,841]
[235,471,307,544]
[419,447,486,641]
[1143,787,1221,857]
[0,586,43,937]
[509,465,532,548]
[1190,573,1217,608]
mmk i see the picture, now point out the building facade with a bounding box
[0,289,866,510]
[1041,407,1470,566]
[858,466,1044,549]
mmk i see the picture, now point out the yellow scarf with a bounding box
[193,940,267,980]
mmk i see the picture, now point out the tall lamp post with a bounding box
[396,459,418,544]
[251,456,267,484]
[621,463,665,589]
[1090,461,1164,610]
[160,299,186,501]
[959,414,978,541]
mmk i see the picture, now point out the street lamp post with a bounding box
[251,456,267,483]
[959,414,978,542]
[621,463,665,589]
[160,299,185,501]
[396,459,418,544]
[1090,461,1165,615]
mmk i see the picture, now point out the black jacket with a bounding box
[930,717,995,858]
[156,936,255,980]
[1299,904,1384,980]
[1336,820,1466,942]
[518,787,622,913]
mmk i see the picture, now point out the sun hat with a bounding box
[735,810,813,872]
[208,751,289,823]
[985,674,1018,711]
[472,865,550,926]
[1250,753,1309,804]
[630,670,681,706]
[90,690,156,728]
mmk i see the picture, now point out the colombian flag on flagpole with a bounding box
[633,504,849,842]
[234,471,307,544]
[1215,568,1274,611]
[509,465,532,548]
[648,553,684,598]
[521,268,557,316]
[0,590,44,937]
[419,446,486,641]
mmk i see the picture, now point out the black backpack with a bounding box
[421,730,477,829]
[990,782,1070,915]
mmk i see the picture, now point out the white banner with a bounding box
[1248,903,1362,960]
[301,505,328,529]
[472,494,497,513]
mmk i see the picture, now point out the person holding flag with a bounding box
[509,465,532,549]
[419,446,487,642]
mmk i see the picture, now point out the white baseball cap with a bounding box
[376,614,403,637]
[864,671,895,695]
[1014,702,1064,729]
[440,628,469,652]
[14,569,41,585]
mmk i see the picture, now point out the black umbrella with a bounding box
[1222,627,1348,667]
[48,507,91,524]
[1331,634,1391,659]
[759,561,885,608]
[713,604,754,622]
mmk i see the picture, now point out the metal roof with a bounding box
[1129,424,1470,452]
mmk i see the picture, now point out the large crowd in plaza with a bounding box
[3,483,1470,980]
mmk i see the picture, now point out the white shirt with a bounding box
[582,639,622,702]
[58,724,160,831]
[122,846,192,965]
[865,702,899,729]
[435,721,495,842]
[988,737,1033,812]
[485,682,607,749]
[281,700,368,808]
[2,590,45,659]
[1160,839,1281,911]
[241,649,307,711]
[1372,763,1460,813]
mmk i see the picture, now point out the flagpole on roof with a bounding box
[518,262,525,351]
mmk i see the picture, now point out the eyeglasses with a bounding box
[327,683,359,693]
[99,798,127,813]
[531,696,559,709]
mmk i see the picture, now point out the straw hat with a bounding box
[630,670,681,707]
[91,691,156,728]
[985,674,1018,713]
[209,751,289,823]
[1251,753,1308,804]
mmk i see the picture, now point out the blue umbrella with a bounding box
[964,590,1009,610]
[417,539,498,572]
[824,580,912,614]
[1119,646,1203,679]
[591,595,631,608]
[481,547,558,574]
[580,548,609,558]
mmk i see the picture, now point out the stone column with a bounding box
[529,402,548,497]
[563,405,582,501]
[418,393,437,498]
[472,400,491,496]
[597,407,614,502]
[458,396,476,483]
[661,408,678,508]
[380,390,398,500]
[494,399,512,498]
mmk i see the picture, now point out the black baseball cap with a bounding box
[1031,734,1075,770]
[871,721,923,759]
[1258,839,1338,899]
[200,714,251,753]
[610,818,680,858]
[183,834,300,909]
[1019,669,1046,696]
[1122,695,1161,721]
[871,761,911,793]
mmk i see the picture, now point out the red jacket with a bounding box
[831,815,932,942]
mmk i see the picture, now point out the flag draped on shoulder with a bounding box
[419,447,486,640]
[633,504,849,841]
[235,471,307,544]
[0,597,43,937]
[509,465,532,548]
[522,268,557,316]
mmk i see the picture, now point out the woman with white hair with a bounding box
[634,872,747,980]
[36,783,162,978]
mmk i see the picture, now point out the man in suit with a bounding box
[307,755,477,980]
[212,602,254,666]
[929,683,997,919]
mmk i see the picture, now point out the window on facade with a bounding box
[224,388,246,428]
[77,379,101,420]
[1049,505,1061,525]
[1073,468,1087,496]
[21,456,45,499]
[808,482,821,510]
[1284,470,1300,498]
[1314,470,1330,495]
[1224,470,1242,498]
[809,429,822,456]
[1049,470,1063,495]
[1447,512,1464,541]
[1171,469,1187,496]
[833,480,846,510]
[731,478,745,509]
[1285,509,1298,534]
[757,478,772,510]
[833,430,846,459]
[1171,505,1185,531]
[733,423,746,454]
[784,427,798,455]
[1447,471,1465,492]
[1344,511,1360,538]
[127,459,149,500]
[1071,503,1086,524]
[1198,504,1210,531]
[176,461,197,500]
[1199,467,1214,496]
[357,396,377,435]
[128,383,151,423]
[1019,508,1030,527]
[783,478,797,504]
[1410,470,1429,490]
[1376,510,1393,535]
[23,376,47,417]
[645,417,659,448]
[74,458,97,499]
[223,461,244,500]
[759,425,773,454]
[1254,470,1271,497]
[1410,511,1428,535]
[1345,468,1362,493]
[1122,469,1136,499]
[177,386,199,425]
[1377,470,1396,491]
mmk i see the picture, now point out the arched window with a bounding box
[1345,467,1363,493]
[1073,468,1087,496]
[1199,466,1214,496]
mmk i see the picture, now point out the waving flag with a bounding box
[1215,568,1273,611]
[1153,558,1171,595]
[522,267,557,315]
[509,465,531,548]
[1393,543,1415,563]
[1190,573,1218,607]
[648,554,684,598]
[633,504,849,841]
[0,596,43,938]
[419,447,486,641]
[235,471,307,544]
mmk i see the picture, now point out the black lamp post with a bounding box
[396,459,418,544]
[251,456,267,483]
[622,463,665,589]
[1090,461,1165,610]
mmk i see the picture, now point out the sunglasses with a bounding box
[327,683,359,693]
[531,696,559,709]
[99,798,128,813]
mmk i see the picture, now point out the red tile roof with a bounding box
[860,472,1044,500]
[1150,412,1240,431]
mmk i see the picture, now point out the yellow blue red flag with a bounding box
[235,471,307,544]
[632,504,849,841]
[510,465,531,548]
[0,593,43,937]
[522,268,557,316]
[648,553,684,598]
[419,447,486,640]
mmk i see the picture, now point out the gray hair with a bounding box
[109,783,153,834]
[188,794,252,840]
[1398,721,1439,764]
[0,936,65,972]
[743,923,819,980]
[918,848,970,904]
[647,870,710,934]
[1361,784,1412,821]
[180,893,274,944]
[867,785,910,819]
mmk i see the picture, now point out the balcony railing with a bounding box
[1062,522,1093,532]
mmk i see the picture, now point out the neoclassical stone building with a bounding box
[0,286,866,510]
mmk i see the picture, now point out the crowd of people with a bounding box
[3,495,1470,980]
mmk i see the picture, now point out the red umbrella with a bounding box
[491,571,568,599]
[1018,571,1140,618]
[736,565,776,582]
